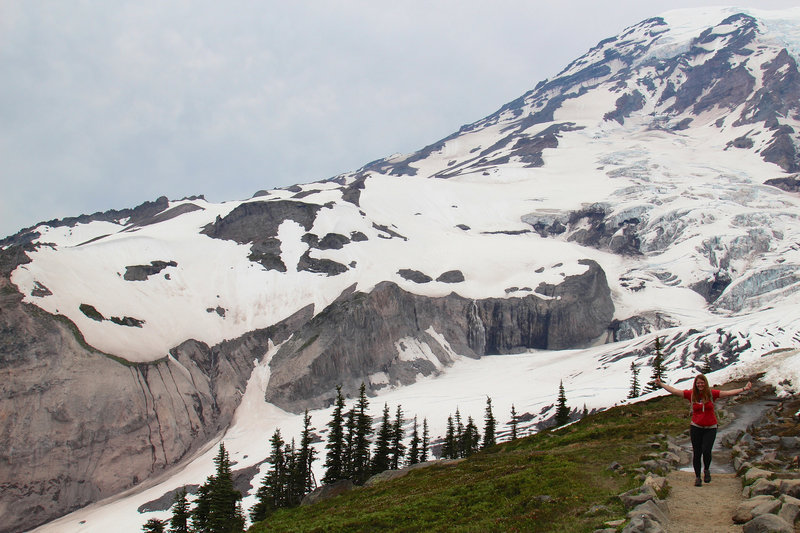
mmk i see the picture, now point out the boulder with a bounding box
[619,485,657,508]
[733,495,781,524]
[778,494,800,525]
[778,479,800,498]
[742,513,793,533]
[623,499,668,532]
[301,479,355,506]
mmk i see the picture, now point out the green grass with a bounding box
[248,395,688,533]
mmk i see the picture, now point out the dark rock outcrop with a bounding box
[265,259,613,412]
[124,260,178,281]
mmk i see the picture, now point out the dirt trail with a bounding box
[665,470,743,533]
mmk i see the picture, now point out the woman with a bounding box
[656,375,751,486]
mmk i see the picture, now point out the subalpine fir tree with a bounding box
[296,410,317,496]
[193,442,243,533]
[442,415,456,459]
[322,386,346,485]
[420,418,430,462]
[555,380,571,427]
[390,404,405,470]
[407,416,420,466]
[510,404,519,440]
[142,518,165,533]
[460,416,481,457]
[342,407,356,479]
[169,488,190,533]
[454,408,464,445]
[628,361,640,399]
[645,337,668,393]
[352,383,373,484]
[700,355,713,374]
[482,396,496,449]
[250,429,286,523]
[371,403,393,475]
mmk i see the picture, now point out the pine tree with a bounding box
[442,415,456,459]
[628,361,640,399]
[294,410,317,498]
[191,478,212,532]
[482,396,496,449]
[420,418,430,463]
[169,488,190,533]
[407,416,420,466]
[142,518,166,533]
[645,337,667,393]
[342,407,356,480]
[700,355,713,374]
[250,429,286,523]
[322,386,346,485]
[510,404,518,440]
[352,383,373,485]
[555,380,571,427]
[461,416,481,457]
[192,442,243,533]
[207,442,243,533]
[454,408,464,446]
[390,404,405,470]
[371,403,393,475]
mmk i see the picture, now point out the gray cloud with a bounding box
[2,0,799,237]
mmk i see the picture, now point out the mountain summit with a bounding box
[4,7,800,532]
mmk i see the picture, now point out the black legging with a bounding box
[690,425,717,477]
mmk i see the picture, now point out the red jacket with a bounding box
[683,389,721,427]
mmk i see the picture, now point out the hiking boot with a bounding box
[694,477,702,487]
[704,471,711,483]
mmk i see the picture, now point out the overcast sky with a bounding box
[1,1,798,238]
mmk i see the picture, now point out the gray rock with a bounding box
[779,436,800,450]
[623,499,668,532]
[301,479,355,506]
[742,513,794,533]
[778,479,800,498]
[749,477,780,497]
[619,485,657,508]
[733,495,781,524]
[744,467,775,484]
[778,495,800,525]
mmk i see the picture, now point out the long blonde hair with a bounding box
[691,374,712,403]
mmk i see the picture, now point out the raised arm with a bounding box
[718,381,752,398]
[655,377,683,397]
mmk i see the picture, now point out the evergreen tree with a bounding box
[644,336,668,393]
[142,518,166,533]
[628,361,640,399]
[510,404,518,440]
[442,415,456,459]
[352,383,373,484]
[169,488,190,533]
[555,380,571,427]
[322,386,346,485]
[407,416,420,466]
[293,410,317,501]
[454,408,464,446]
[191,479,212,532]
[371,403,393,475]
[390,404,405,470]
[192,442,243,533]
[342,407,357,480]
[700,355,713,374]
[251,429,287,523]
[283,439,298,506]
[482,397,496,449]
[420,418,430,463]
[208,442,244,533]
[460,416,481,457]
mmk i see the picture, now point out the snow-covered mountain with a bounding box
[3,6,800,532]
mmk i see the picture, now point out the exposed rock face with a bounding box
[0,245,311,533]
[265,259,613,412]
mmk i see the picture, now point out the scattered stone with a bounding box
[619,484,657,508]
